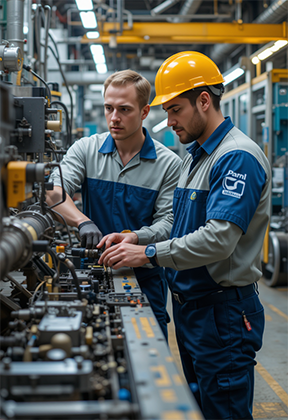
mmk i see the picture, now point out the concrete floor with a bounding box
[167,279,288,420]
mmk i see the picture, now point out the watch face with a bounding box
[145,245,156,258]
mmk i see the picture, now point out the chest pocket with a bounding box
[171,188,209,238]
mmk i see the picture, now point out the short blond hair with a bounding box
[104,69,151,110]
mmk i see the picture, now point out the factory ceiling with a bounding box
[46,0,288,81]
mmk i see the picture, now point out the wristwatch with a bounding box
[145,244,159,267]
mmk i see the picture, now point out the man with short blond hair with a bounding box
[47,69,182,340]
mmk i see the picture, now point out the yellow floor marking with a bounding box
[253,402,288,418]
[265,303,288,321]
[131,317,141,339]
[265,313,272,321]
[255,362,288,406]
[149,316,157,326]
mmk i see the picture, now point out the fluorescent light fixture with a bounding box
[271,40,288,51]
[89,84,104,92]
[251,40,288,64]
[251,56,260,65]
[90,44,104,56]
[96,63,108,74]
[152,118,168,133]
[93,54,106,64]
[258,49,273,61]
[223,68,244,86]
[86,31,100,39]
[75,0,93,11]
[151,0,178,15]
[80,11,97,28]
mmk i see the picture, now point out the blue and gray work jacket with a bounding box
[155,117,272,299]
[50,128,182,246]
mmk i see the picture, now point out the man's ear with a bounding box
[199,91,211,112]
[141,104,150,120]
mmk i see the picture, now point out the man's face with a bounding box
[163,96,206,144]
[104,83,149,142]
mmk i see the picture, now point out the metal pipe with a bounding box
[7,0,25,50]
[254,0,288,23]
[171,0,203,22]
[0,210,54,280]
[43,5,51,82]
[122,13,231,21]
[117,0,123,35]
[24,0,34,75]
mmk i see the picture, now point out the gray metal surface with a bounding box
[11,97,45,153]
[121,305,204,420]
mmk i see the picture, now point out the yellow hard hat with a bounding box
[150,51,225,107]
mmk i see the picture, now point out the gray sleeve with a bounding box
[134,159,181,245]
[155,219,243,270]
[49,138,87,196]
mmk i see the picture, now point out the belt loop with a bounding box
[236,287,243,300]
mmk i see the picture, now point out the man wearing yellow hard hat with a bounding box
[99,51,271,420]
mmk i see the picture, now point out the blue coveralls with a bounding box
[162,118,271,419]
[50,128,182,340]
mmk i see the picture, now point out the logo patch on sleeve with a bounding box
[222,170,246,199]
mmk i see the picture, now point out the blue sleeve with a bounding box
[206,151,267,233]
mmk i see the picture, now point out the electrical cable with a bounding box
[47,32,74,144]
[49,208,73,247]
[22,64,51,102]
[30,280,46,305]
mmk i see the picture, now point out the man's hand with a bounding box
[97,232,138,250]
[78,221,103,249]
[98,243,149,269]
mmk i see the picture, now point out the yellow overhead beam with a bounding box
[82,21,288,44]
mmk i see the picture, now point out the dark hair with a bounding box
[179,84,224,111]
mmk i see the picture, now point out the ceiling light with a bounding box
[223,68,244,86]
[86,31,100,39]
[75,0,93,11]
[96,64,108,74]
[251,56,260,65]
[80,11,97,29]
[271,40,288,51]
[93,54,106,65]
[90,44,104,56]
[251,40,288,64]
[258,49,273,60]
[152,118,168,133]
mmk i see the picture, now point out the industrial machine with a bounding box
[221,69,288,287]
[0,78,202,420]
[0,3,203,419]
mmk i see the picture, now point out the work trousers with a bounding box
[173,291,265,419]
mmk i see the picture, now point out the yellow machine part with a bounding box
[6,161,33,208]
